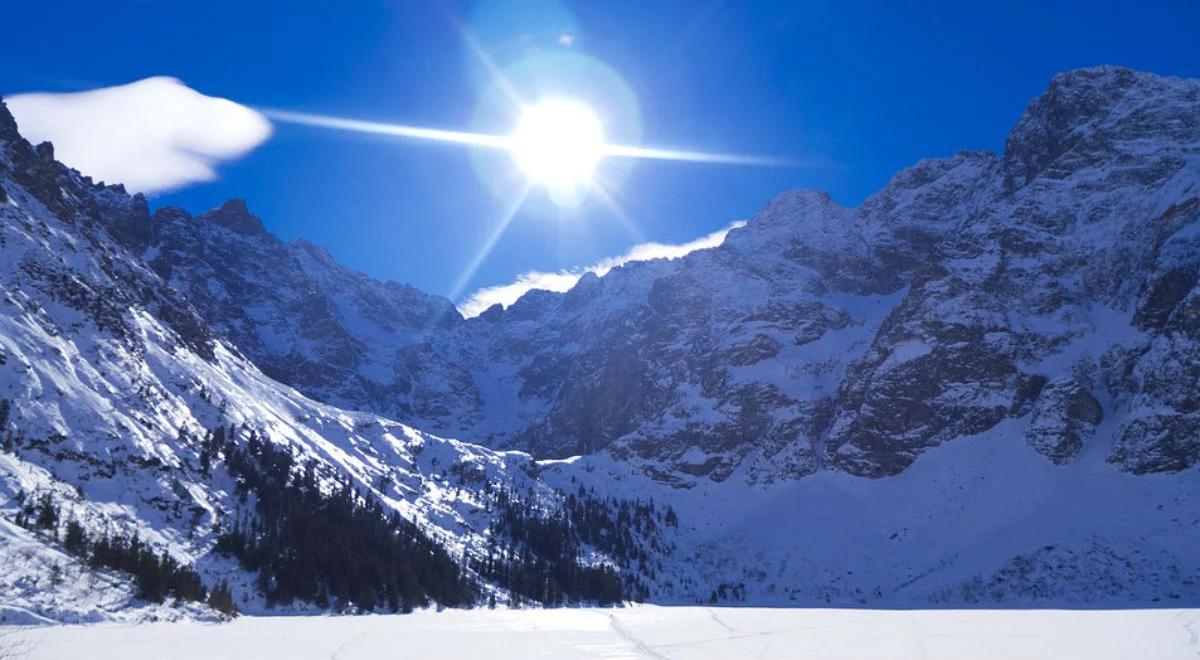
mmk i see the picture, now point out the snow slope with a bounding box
[546,416,1199,607]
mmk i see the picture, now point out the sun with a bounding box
[510,97,605,188]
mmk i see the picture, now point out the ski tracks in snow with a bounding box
[604,609,777,659]
[606,612,670,659]
[707,609,766,659]
[1176,609,1199,655]
[708,609,735,632]
[328,630,371,660]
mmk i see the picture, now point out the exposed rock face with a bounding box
[1110,413,1200,474]
[1026,379,1103,464]
[109,197,475,425]
[0,107,216,363]
[90,67,1200,483]
[822,67,1200,477]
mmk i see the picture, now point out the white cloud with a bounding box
[458,220,746,318]
[6,77,271,193]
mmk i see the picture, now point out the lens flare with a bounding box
[510,98,604,187]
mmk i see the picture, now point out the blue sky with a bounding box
[3,1,1199,304]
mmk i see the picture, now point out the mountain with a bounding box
[101,197,473,426]
[1,66,1198,622]
[113,66,1200,486]
[0,100,667,623]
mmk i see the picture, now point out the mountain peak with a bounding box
[742,189,841,234]
[1049,64,1141,86]
[0,97,21,143]
[1001,66,1186,189]
[762,188,836,211]
[198,198,268,236]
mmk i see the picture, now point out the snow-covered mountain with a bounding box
[0,101,668,623]
[112,66,1199,485]
[1,66,1198,622]
[101,196,470,427]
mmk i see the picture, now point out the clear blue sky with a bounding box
[3,1,1198,300]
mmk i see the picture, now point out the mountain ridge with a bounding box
[1,65,1198,622]
[90,65,1200,483]
[0,98,669,621]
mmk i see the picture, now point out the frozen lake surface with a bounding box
[13,605,1200,659]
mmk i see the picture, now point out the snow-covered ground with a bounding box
[10,606,1200,659]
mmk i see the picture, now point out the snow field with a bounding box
[13,605,1200,660]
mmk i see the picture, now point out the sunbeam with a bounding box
[455,22,528,112]
[261,109,512,151]
[263,108,790,171]
[446,182,535,305]
[602,143,793,166]
[588,179,645,243]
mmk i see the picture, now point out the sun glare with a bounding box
[510,98,604,187]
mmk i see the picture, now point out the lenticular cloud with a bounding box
[6,77,272,194]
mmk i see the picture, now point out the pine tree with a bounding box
[199,448,212,477]
[63,519,88,555]
[208,580,238,616]
[34,493,59,531]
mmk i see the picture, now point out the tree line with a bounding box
[209,425,678,611]
[11,490,236,615]
[3,414,679,615]
[473,484,677,606]
[211,426,477,612]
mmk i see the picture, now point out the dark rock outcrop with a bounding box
[1026,378,1103,464]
